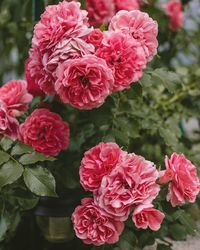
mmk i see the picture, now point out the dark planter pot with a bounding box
[35,189,82,243]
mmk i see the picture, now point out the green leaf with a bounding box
[11,143,33,156]
[118,230,137,250]
[0,160,24,189]
[169,224,187,240]
[0,137,13,151]
[19,152,56,165]
[157,244,172,250]
[0,151,10,164]
[23,166,57,197]
[0,215,8,241]
[178,213,197,235]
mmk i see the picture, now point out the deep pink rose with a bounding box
[80,142,123,192]
[0,80,32,117]
[72,198,124,246]
[162,153,200,207]
[86,29,103,49]
[86,0,115,27]
[96,31,147,91]
[0,101,19,140]
[19,109,70,156]
[163,0,184,31]
[32,1,89,51]
[114,0,140,11]
[109,10,158,61]
[132,204,165,231]
[55,55,114,110]
[95,153,160,221]
[25,58,45,97]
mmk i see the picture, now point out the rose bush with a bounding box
[0,1,200,250]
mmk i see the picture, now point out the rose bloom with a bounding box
[80,142,123,192]
[32,1,89,51]
[72,198,124,246]
[0,80,33,117]
[132,204,165,231]
[161,153,200,207]
[95,153,160,221]
[109,10,158,61]
[0,101,19,140]
[114,0,140,11]
[27,37,94,96]
[25,58,45,97]
[96,31,147,91]
[19,108,70,156]
[86,0,115,27]
[85,29,103,49]
[163,0,184,31]
[55,55,114,110]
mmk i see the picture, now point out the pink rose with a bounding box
[162,153,200,207]
[80,142,123,192]
[96,31,147,91]
[0,80,33,117]
[27,37,94,96]
[109,10,158,61]
[86,29,103,49]
[132,204,165,231]
[25,58,45,97]
[95,153,160,221]
[86,0,115,27]
[32,1,89,51]
[72,198,124,246]
[114,0,140,11]
[19,108,70,156]
[55,55,114,110]
[0,101,19,140]
[163,0,184,31]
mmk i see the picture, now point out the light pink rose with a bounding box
[72,198,124,246]
[162,153,200,207]
[0,80,33,117]
[109,10,158,61]
[0,101,19,140]
[27,37,94,96]
[86,0,115,27]
[163,0,184,31]
[55,55,114,110]
[95,153,160,221]
[85,29,103,49]
[19,109,70,156]
[96,31,147,91]
[80,142,123,192]
[32,1,89,51]
[132,204,165,231]
[114,0,140,11]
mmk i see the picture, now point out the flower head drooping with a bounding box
[160,153,200,207]
[132,204,165,231]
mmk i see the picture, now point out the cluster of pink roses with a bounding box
[0,79,69,157]
[163,0,184,31]
[26,0,158,110]
[72,142,200,246]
